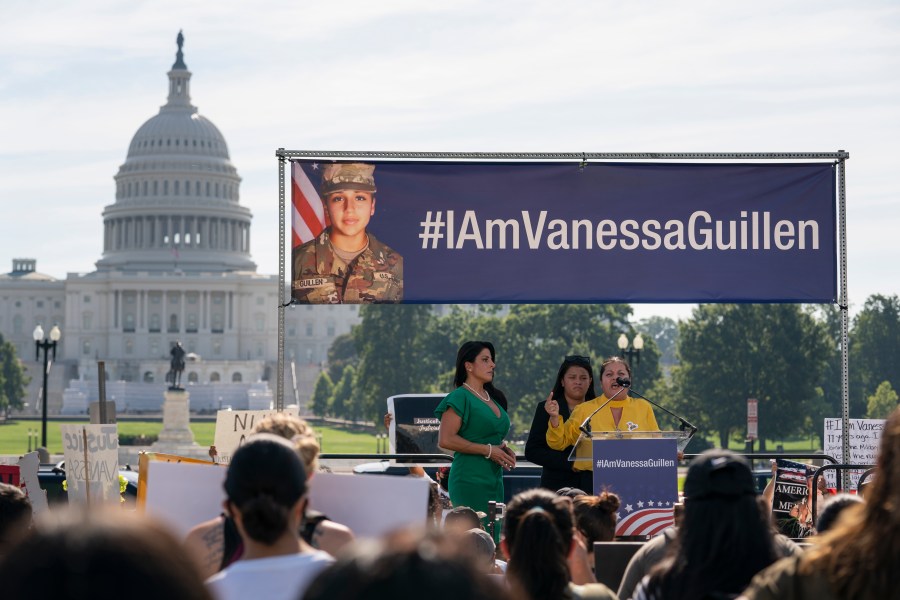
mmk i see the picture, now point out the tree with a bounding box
[310,372,334,417]
[851,294,900,414]
[0,335,30,416]
[673,304,830,448]
[867,381,899,419]
[638,316,679,373]
[353,305,438,423]
[326,332,358,383]
[329,364,355,420]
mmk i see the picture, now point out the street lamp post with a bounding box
[33,324,61,449]
[617,332,644,369]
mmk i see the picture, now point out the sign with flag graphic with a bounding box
[593,438,678,537]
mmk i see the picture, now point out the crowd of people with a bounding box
[1,340,898,600]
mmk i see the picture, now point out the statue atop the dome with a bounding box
[173,30,187,70]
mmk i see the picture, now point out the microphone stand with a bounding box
[626,385,699,437]
[578,386,627,436]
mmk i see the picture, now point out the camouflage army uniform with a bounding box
[292,228,403,304]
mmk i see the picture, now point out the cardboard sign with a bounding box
[18,451,49,515]
[308,472,430,539]
[823,418,884,489]
[60,424,120,505]
[141,459,226,539]
[213,407,300,464]
[387,394,446,455]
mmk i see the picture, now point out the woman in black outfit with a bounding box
[525,355,596,492]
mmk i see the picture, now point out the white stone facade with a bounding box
[0,35,360,416]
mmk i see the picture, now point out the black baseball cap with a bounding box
[684,449,756,500]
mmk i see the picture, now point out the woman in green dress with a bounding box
[435,341,516,515]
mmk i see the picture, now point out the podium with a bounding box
[569,431,690,537]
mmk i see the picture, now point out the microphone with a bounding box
[626,385,698,436]
[578,385,626,436]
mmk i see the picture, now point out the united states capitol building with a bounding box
[0,35,359,416]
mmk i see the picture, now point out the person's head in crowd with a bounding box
[302,529,509,600]
[555,486,587,499]
[0,482,32,559]
[573,491,620,547]
[224,434,308,548]
[798,406,900,598]
[0,509,212,600]
[444,506,484,533]
[598,356,632,399]
[252,413,319,475]
[453,341,508,410]
[436,466,450,492]
[461,528,497,573]
[502,488,577,600]
[814,493,863,534]
[640,449,777,600]
[552,355,597,404]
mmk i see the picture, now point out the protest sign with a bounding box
[387,394,446,457]
[308,472,430,538]
[60,424,120,505]
[141,459,226,538]
[772,458,814,539]
[18,451,49,515]
[213,407,300,464]
[823,417,884,489]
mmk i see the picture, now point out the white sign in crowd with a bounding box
[823,417,885,490]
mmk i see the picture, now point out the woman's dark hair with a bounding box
[598,356,632,380]
[814,493,863,533]
[302,529,509,600]
[643,492,777,599]
[551,356,597,402]
[573,491,620,545]
[503,488,575,600]
[0,510,212,600]
[453,341,507,411]
[224,434,308,545]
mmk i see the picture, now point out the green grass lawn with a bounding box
[0,419,379,456]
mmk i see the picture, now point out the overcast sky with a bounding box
[1,0,897,322]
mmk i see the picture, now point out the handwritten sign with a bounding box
[823,418,884,490]
[213,407,300,464]
[60,424,120,505]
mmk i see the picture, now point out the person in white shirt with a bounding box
[206,434,333,600]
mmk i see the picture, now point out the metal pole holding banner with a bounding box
[277,150,287,411]
[837,155,851,489]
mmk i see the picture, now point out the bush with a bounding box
[118,433,158,446]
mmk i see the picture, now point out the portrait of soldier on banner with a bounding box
[291,162,403,304]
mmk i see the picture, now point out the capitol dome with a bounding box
[96,31,255,273]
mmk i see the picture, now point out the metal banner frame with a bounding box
[275,150,850,479]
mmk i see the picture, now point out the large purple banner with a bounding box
[290,161,836,304]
